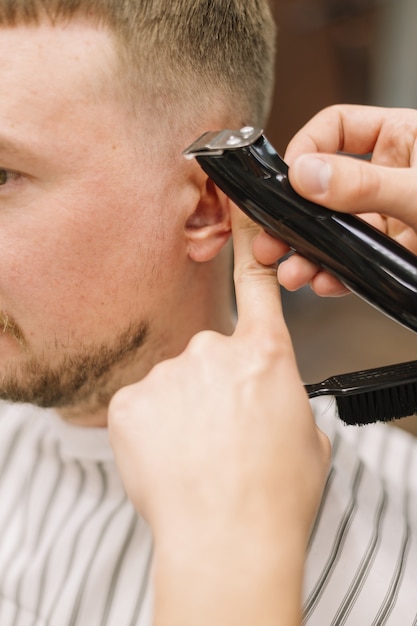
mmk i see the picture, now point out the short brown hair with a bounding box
[0,0,276,128]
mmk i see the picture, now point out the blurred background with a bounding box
[264,0,417,433]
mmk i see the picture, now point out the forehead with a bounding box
[0,22,122,149]
[0,20,117,90]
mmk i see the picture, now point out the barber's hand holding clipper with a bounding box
[108,206,330,626]
[254,105,417,295]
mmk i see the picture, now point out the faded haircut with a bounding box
[0,0,276,128]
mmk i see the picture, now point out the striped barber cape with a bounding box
[0,399,416,625]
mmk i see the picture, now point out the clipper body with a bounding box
[184,128,417,334]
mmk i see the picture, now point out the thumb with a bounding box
[289,153,417,230]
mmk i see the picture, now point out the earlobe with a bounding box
[185,178,232,262]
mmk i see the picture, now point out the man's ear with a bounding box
[185,177,232,262]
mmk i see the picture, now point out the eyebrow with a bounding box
[0,135,35,155]
[0,133,46,167]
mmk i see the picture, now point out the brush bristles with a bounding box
[336,382,417,425]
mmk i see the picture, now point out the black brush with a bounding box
[305,360,417,425]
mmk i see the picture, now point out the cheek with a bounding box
[2,187,186,342]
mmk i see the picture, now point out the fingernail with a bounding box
[293,155,331,195]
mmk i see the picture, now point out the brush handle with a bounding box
[196,136,417,333]
[305,359,417,398]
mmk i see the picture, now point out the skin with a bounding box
[0,21,234,425]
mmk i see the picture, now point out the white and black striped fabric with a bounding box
[0,403,153,626]
[305,398,417,625]
[0,399,416,625]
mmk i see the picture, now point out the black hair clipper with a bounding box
[183,127,417,334]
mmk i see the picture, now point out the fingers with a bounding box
[283,104,417,229]
[288,154,417,229]
[277,254,318,290]
[284,104,393,164]
[252,230,290,266]
[252,208,350,296]
[253,231,349,295]
[230,206,286,336]
[277,254,349,296]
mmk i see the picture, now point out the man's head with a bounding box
[0,1,276,422]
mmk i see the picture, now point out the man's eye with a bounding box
[0,169,21,186]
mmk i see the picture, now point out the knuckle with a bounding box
[233,261,278,288]
[186,329,222,356]
[252,329,293,364]
[330,158,380,207]
[109,385,131,414]
[376,111,417,165]
[108,379,151,426]
[107,386,134,431]
[356,161,381,200]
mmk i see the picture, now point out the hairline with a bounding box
[0,3,275,155]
